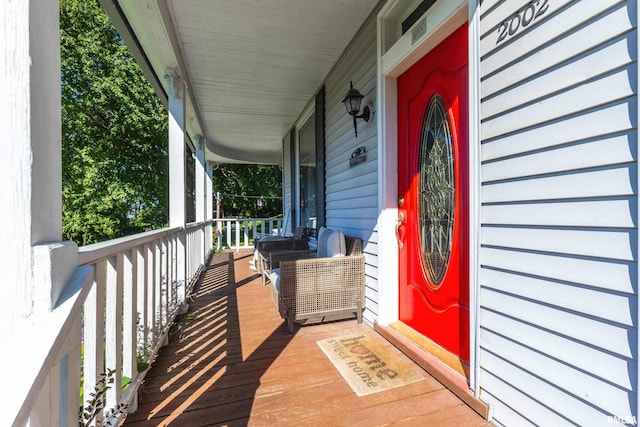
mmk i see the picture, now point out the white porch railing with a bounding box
[11,221,213,427]
[214,217,284,250]
[186,221,213,279]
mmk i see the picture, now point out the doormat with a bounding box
[317,333,424,396]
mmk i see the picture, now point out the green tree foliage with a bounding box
[60,0,168,246]
[213,164,282,218]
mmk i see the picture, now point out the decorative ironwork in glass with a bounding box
[418,95,455,286]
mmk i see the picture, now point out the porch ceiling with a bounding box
[101,0,379,164]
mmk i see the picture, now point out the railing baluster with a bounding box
[66,317,82,425]
[234,219,239,250]
[146,243,155,350]
[136,246,147,365]
[194,226,198,272]
[162,237,169,318]
[154,241,163,333]
[171,234,178,312]
[185,230,190,280]
[184,230,189,286]
[178,230,186,309]
[179,235,182,305]
[196,228,200,274]
[198,225,203,271]
[123,250,137,407]
[192,229,196,277]
[185,230,191,279]
[215,219,221,250]
[194,228,198,274]
[201,223,206,266]
[171,235,176,311]
[83,264,104,427]
[174,235,180,310]
[105,255,123,411]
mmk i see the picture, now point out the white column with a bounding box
[1,1,79,424]
[194,135,206,223]
[194,136,206,265]
[204,162,214,256]
[206,162,214,221]
[167,73,186,228]
[166,73,187,308]
[0,0,78,335]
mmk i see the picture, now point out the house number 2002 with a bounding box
[496,0,549,45]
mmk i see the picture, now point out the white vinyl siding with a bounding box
[478,0,637,425]
[323,7,380,324]
[282,5,381,324]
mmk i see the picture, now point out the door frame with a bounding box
[376,0,482,394]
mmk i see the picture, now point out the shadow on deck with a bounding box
[122,250,492,426]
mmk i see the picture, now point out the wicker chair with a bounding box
[268,235,365,332]
[254,237,309,283]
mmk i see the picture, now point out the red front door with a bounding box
[397,24,469,362]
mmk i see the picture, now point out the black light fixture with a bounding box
[342,81,370,137]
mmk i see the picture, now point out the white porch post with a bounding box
[206,162,214,221]
[206,162,214,254]
[167,73,186,228]
[1,0,79,424]
[195,136,206,223]
[166,73,187,309]
[1,0,78,334]
[195,136,206,263]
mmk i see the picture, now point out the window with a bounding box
[297,114,317,234]
[419,94,454,286]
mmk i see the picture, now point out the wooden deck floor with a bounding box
[122,250,492,426]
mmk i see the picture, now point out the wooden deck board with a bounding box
[122,250,492,426]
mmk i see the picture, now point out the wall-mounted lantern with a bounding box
[342,81,370,138]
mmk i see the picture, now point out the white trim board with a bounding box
[376,0,480,397]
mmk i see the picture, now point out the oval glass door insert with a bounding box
[418,94,455,286]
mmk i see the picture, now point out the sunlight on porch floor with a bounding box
[122,250,492,426]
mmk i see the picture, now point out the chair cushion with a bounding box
[317,227,346,258]
[270,268,281,292]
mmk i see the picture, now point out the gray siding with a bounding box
[323,7,380,324]
[478,0,637,425]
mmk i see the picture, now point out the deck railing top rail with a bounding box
[78,226,183,266]
[78,220,215,266]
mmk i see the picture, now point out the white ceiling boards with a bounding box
[110,0,379,164]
